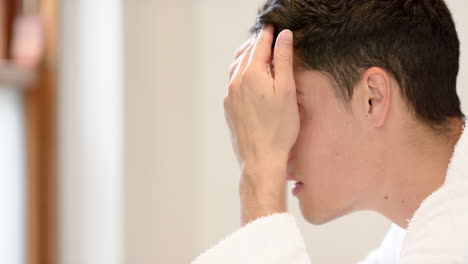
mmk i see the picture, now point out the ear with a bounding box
[361,67,391,128]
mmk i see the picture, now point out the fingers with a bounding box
[248,24,275,70]
[273,29,295,92]
[230,42,254,82]
[238,40,254,78]
[234,35,255,59]
[229,25,281,83]
[229,38,255,79]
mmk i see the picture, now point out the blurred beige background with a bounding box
[120,0,468,263]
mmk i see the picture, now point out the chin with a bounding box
[299,200,352,226]
[302,212,336,225]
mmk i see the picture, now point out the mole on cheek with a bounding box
[384,195,388,200]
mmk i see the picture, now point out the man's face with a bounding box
[288,70,379,225]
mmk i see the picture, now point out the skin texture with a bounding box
[290,69,464,228]
[225,25,465,228]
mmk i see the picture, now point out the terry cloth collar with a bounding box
[400,117,468,262]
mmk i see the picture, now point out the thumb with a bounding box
[273,29,294,91]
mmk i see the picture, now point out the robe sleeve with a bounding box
[191,212,312,264]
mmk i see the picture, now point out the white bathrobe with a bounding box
[192,120,468,264]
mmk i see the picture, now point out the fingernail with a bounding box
[280,30,293,43]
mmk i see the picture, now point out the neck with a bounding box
[372,117,465,229]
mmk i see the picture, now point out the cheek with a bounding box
[291,107,359,188]
[294,121,347,178]
[292,119,365,219]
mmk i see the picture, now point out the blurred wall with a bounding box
[123,1,197,264]
[448,0,468,109]
[123,0,468,263]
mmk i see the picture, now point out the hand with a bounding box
[224,25,299,225]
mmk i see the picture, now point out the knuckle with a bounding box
[228,79,239,95]
[228,79,238,89]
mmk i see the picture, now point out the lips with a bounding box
[292,181,304,196]
[286,174,303,185]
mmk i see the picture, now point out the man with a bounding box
[193,0,467,263]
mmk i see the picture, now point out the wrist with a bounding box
[239,162,288,225]
[239,162,288,197]
[240,156,288,179]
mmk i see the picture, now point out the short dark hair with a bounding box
[250,0,465,131]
